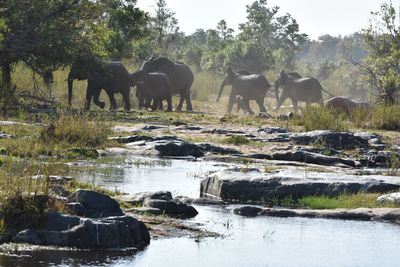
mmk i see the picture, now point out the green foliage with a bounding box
[292,106,349,132]
[359,2,400,104]
[298,193,400,209]
[368,104,400,130]
[223,135,250,145]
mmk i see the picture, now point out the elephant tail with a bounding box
[321,87,334,97]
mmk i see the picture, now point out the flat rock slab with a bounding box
[14,212,150,249]
[234,206,400,223]
[201,168,400,202]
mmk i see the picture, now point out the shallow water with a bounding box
[2,156,400,267]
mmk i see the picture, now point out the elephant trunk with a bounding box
[68,78,73,106]
[217,79,228,102]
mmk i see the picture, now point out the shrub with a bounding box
[293,106,349,132]
[368,105,400,130]
[223,135,250,145]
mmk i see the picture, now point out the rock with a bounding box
[201,128,246,135]
[234,207,400,224]
[196,143,241,155]
[290,130,369,149]
[257,127,288,134]
[200,168,400,202]
[0,133,14,139]
[377,192,400,204]
[143,198,198,218]
[115,191,173,206]
[233,206,263,217]
[174,125,204,131]
[70,189,123,218]
[154,140,204,158]
[126,207,163,215]
[109,135,153,144]
[270,149,360,168]
[14,212,150,249]
[174,196,227,205]
[142,125,166,131]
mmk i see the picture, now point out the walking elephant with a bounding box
[216,66,271,114]
[68,58,131,111]
[274,70,326,113]
[273,71,302,102]
[130,70,172,111]
[141,57,194,111]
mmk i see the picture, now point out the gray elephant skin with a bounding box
[274,70,325,113]
[141,57,194,111]
[217,66,271,114]
[325,96,371,113]
[274,71,302,102]
[68,58,131,111]
[130,70,173,111]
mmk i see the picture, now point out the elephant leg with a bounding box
[85,84,97,110]
[92,89,106,109]
[105,91,117,110]
[166,95,173,112]
[274,94,289,112]
[158,99,164,110]
[292,99,299,113]
[243,100,254,115]
[122,90,131,111]
[176,94,184,111]
[227,93,236,113]
[256,97,267,113]
[151,98,158,111]
[185,90,193,111]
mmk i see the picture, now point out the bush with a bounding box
[368,105,400,130]
[223,135,250,145]
[41,115,112,147]
[293,106,349,132]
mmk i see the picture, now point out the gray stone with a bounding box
[233,206,263,217]
[377,192,400,204]
[196,143,241,155]
[70,189,123,218]
[14,212,150,249]
[289,130,369,149]
[154,140,204,158]
[143,199,198,218]
[201,168,400,202]
[174,196,227,205]
[116,191,173,206]
[257,127,288,134]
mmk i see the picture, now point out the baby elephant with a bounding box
[130,70,173,111]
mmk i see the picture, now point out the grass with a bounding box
[292,106,349,132]
[222,135,250,145]
[367,105,400,130]
[298,192,400,209]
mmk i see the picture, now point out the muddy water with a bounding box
[1,156,400,267]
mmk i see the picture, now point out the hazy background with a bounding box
[137,0,400,39]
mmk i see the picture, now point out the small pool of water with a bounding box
[2,156,400,267]
[68,156,226,197]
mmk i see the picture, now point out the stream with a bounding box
[1,156,400,267]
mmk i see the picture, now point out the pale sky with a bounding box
[137,0,400,40]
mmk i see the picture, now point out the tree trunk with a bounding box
[1,62,11,89]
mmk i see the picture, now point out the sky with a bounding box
[137,0,400,40]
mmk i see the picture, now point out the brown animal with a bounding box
[325,96,371,113]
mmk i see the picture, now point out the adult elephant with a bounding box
[274,70,328,113]
[68,58,131,111]
[217,66,271,114]
[141,57,194,111]
[273,71,302,102]
[130,70,172,111]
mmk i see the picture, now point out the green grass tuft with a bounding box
[223,135,250,145]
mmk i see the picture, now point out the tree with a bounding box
[152,0,180,55]
[358,2,400,104]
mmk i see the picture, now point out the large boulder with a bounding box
[115,191,173,206]
[154,139,204,158]
[201,168,400,202]
[289,130,369,149]
[67,189,123,218]
[14,212,150,249]
[143,198,198,218]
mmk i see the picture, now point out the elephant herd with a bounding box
[68,56,193,112]
[67,56,367,114]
